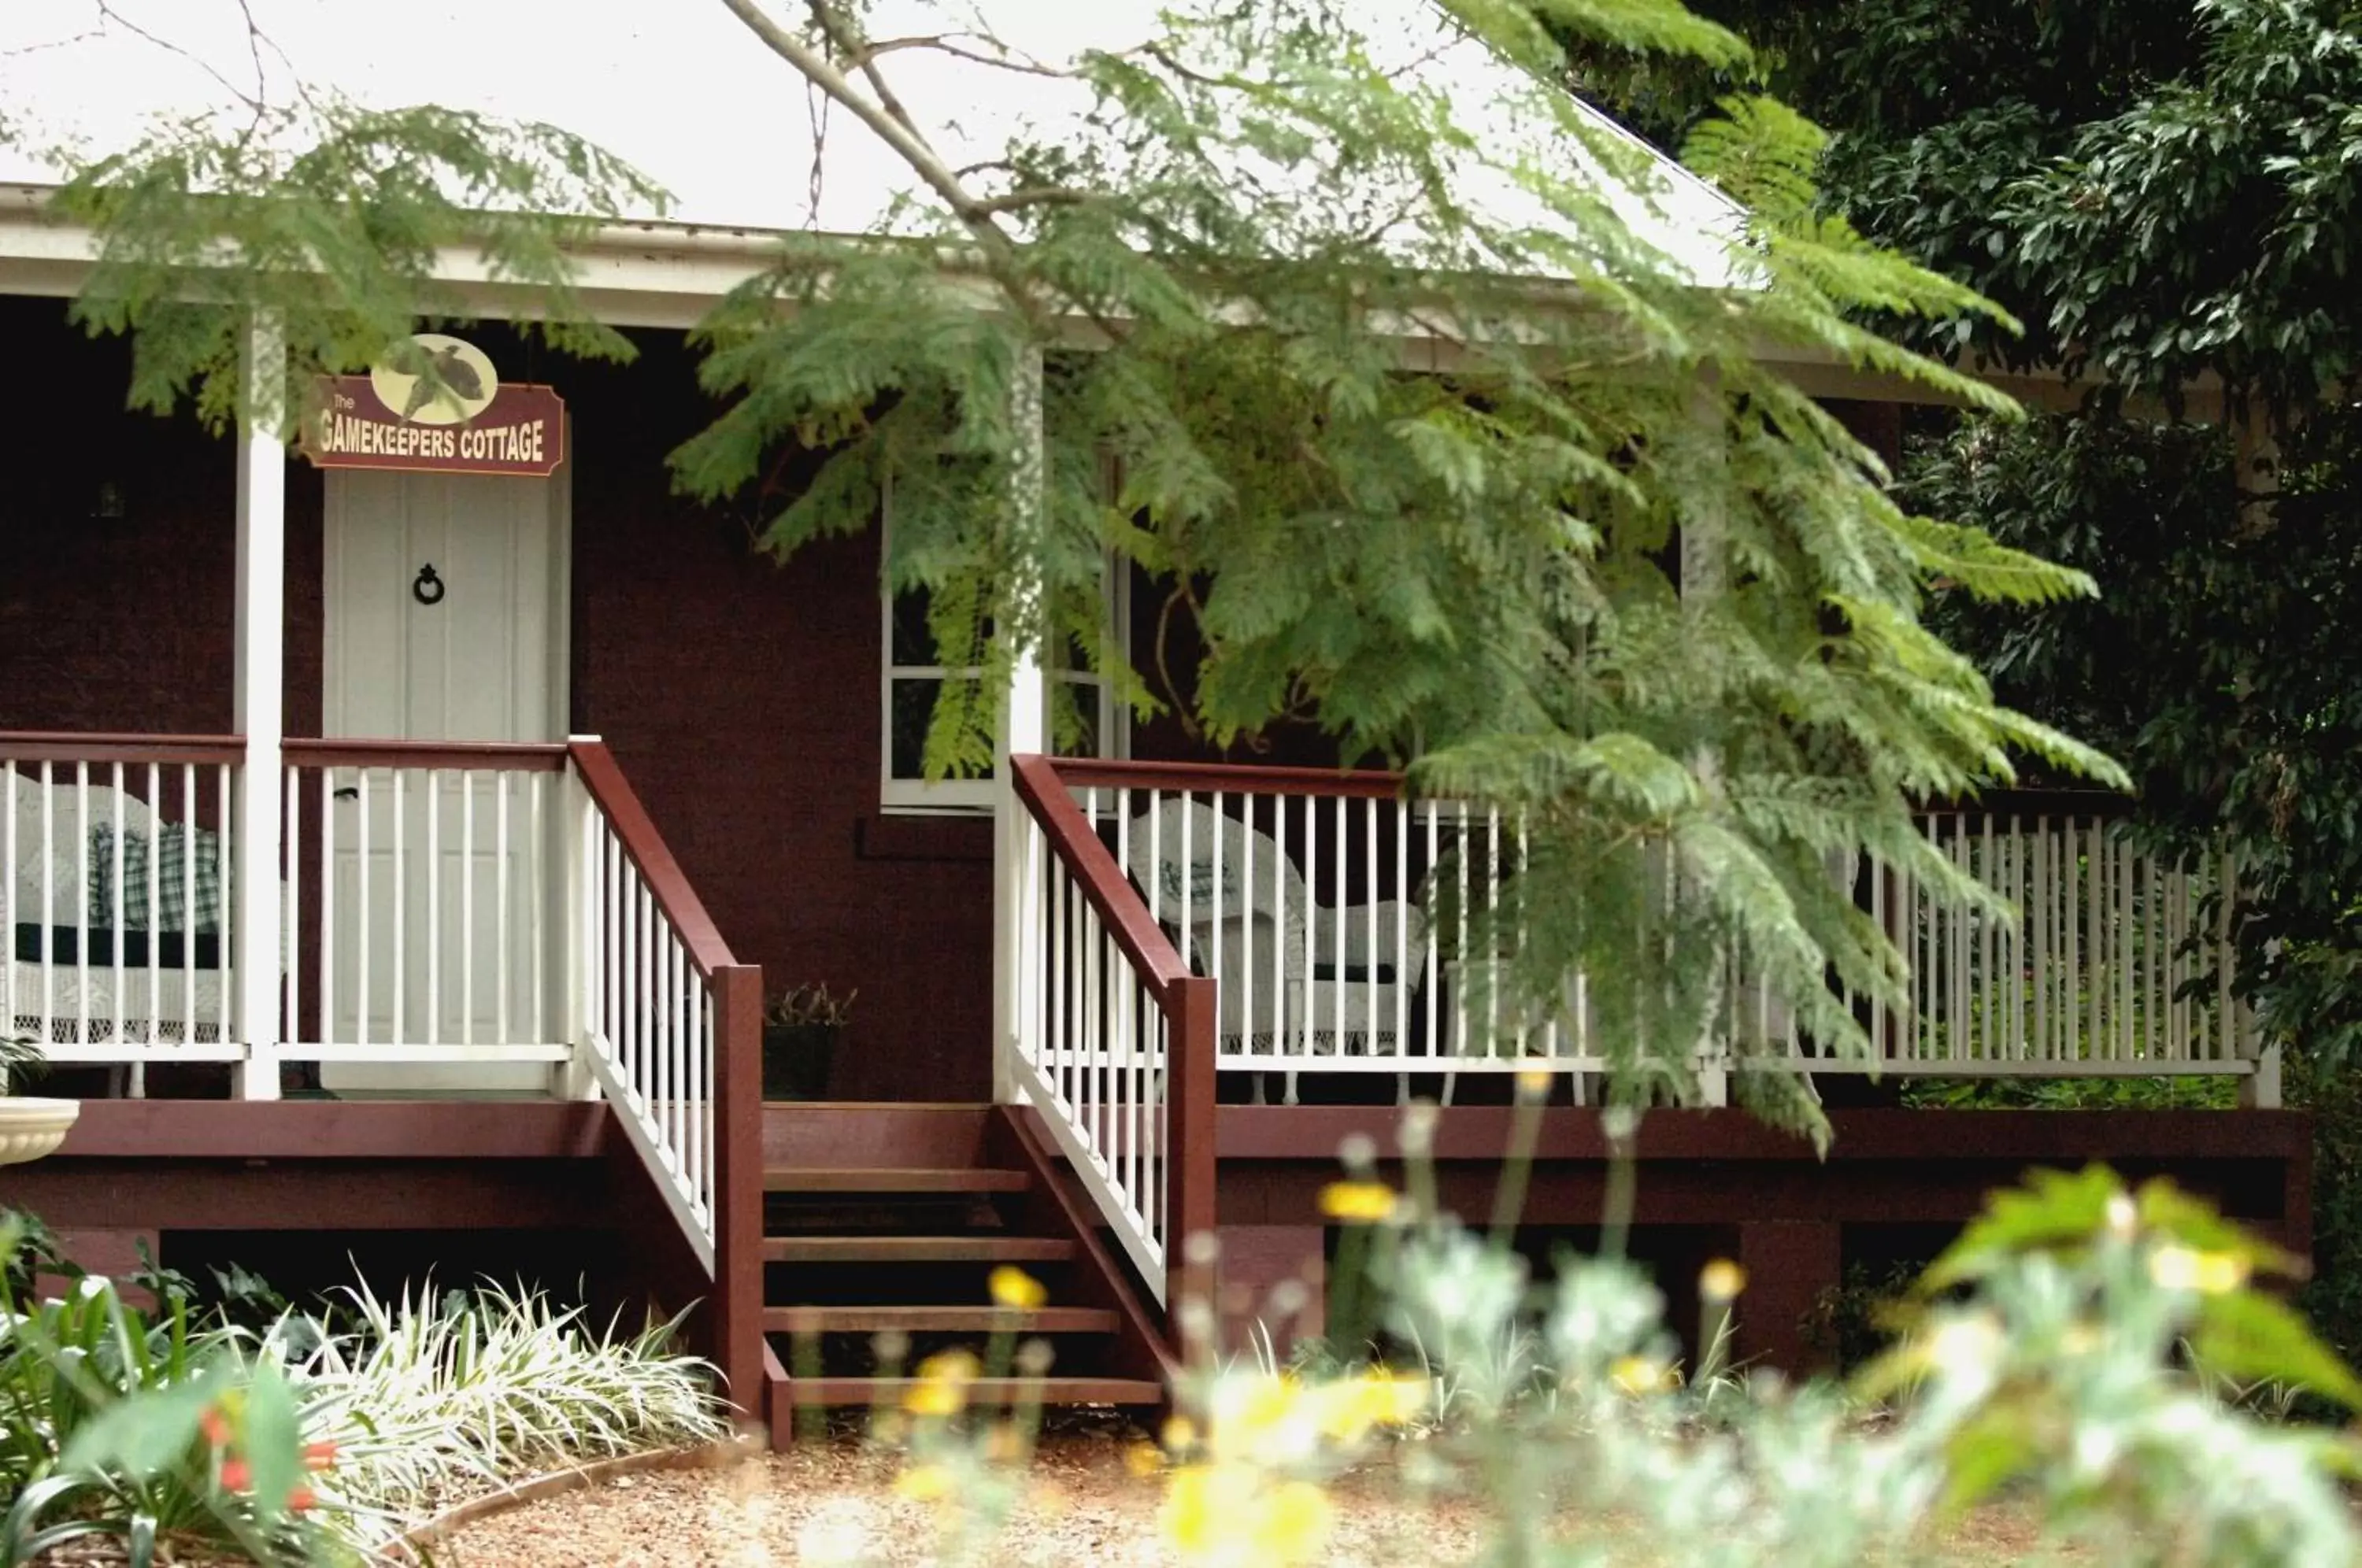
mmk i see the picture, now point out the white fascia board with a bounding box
[0,183,2219,414]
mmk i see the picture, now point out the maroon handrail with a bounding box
[0,731,246,765]
[1043,755,2137,823]
[1010,755,1194,1003]
[1009,753,1216,1329]
[283,738,568,773]
[567,741,737,982]
[1048,755,1408,801]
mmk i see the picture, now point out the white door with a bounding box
[321,468,568,1090]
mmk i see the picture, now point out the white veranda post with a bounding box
[233,312,287,1100]
[1681,383,1730,1108]
[994,346,1049,1104]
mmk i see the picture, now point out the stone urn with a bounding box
[0,1098,80,1167]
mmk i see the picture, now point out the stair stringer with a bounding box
[988,1106,1178,1393]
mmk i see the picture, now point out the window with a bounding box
[880,564,1128,814]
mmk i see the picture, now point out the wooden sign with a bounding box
[303,334,566,477]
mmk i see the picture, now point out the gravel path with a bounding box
[428,1433,2060,1567]
[430,1432,1488,1567]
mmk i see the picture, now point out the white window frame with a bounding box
[880,556,1129,816]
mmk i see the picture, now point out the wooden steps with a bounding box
[765,1304,1119,1333]
[763,1236,1076,1264]
[755,1103,1172,1446]
[763,1167,1031,1194]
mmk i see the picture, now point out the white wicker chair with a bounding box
[1121,798,1427,1053]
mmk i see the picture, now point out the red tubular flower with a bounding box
[302,1440,338,1471]
[198,1407,231,1448]
[286,1485,317,1513]
[218,1457,250,1493]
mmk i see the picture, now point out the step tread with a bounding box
[762,1167,1031,1194]
[763,1236,1076,1263]
[778,1376,1163,1407]
[765,1304,1118,1333]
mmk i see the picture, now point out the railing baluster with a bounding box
[497,771,513,1046]
[39,762,53,1037]
[108,763,124,1047]
[391,768,405,1048]
[319,766,334,1048]
[461,773,476,1048]
[1396,798,1411,1067]
[356,767,371,1054]
[280,763,295,1063]
[1332,793,1347,1054]
[75,762,89,1048]
[531,771,547,1047]
[1240,791,1256,1062]
[1,767,14,1043]
[426,767,442,1046]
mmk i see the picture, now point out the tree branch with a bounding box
[716,0,1022,258]
[859,33,1075,80]
[804,0,929,153]
[969,187,1089,217]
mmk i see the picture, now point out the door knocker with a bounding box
[412,563,446,606]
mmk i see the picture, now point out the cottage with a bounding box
[0,0,2303,1437]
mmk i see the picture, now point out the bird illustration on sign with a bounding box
[368,335,499,427]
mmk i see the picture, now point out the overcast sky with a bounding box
[0,0,1739,278]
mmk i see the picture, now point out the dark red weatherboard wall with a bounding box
[560,333,994,1100]
[0,301,994,1100]
[0,298,325,738]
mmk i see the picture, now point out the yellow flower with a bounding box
[984,1422,1027,1464]
[1125,1440,1167,1479]
[1161,1415,1198,1454]
[1312,1372,1429,1441]
[1515,1067,1554,1100]
[894,1463,954,1503]
[1920,1313,2004,1377]
[1259,1480,1335,1564]
[989,1265,1049,1311]
[1162,1464,1333,1567]
[1319,1181,1397,1223]
[1609,1355,1675,1396]
[904,1348,980,1416]
[1221,1373,1306,1452]
[2149,1245,2251,1295]
[1699,1259,1748,1303]
[1163,1463,1249,1556]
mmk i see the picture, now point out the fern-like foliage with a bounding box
[50,100,667,434]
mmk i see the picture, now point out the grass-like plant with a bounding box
[281,1278,728,1550]
[0,1216,330,1567]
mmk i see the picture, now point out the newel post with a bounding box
[991,345,1049,1104]
[1165,974,1220,1338]
[711,962,768,1419]
[231,311,287,1101]
[551,738,602,1101]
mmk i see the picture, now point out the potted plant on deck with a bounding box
[0,1033,76,1165]
[761,984,854,1101]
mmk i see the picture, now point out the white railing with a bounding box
[1873,803,2253,1072]
[567,740,761,1276]
[1011,761,2263,1104]
[279,740,570,1067]
[1008,756,1216,1307]
[0,736,247,1080]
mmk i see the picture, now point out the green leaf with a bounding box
[57,1367,219,1479]
[239,1359,303,1522]
[1920,1166,2124,1292]
[2189,1289,2362,1413]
